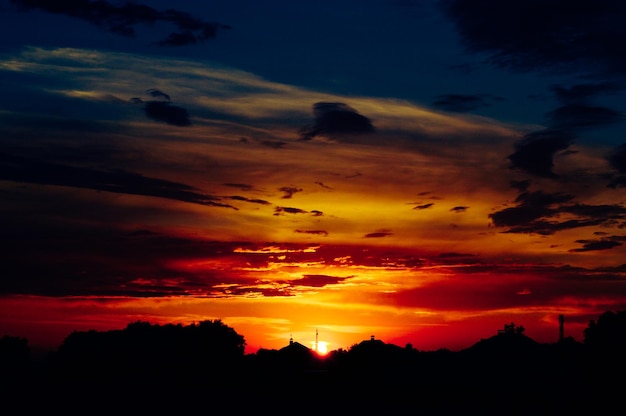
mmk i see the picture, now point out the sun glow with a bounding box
[311,329,329,355]
[313,341,328,355]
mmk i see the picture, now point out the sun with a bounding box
[315,341,328,355]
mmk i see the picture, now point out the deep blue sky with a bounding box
[2,0,602,127]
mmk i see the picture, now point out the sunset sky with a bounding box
[2,0,626,355]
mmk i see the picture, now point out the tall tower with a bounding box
[315,329,319,352]
[559,314,565,341]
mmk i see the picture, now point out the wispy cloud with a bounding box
[431,93,503,113]
[0,153,237,209]
[9,0,230,46]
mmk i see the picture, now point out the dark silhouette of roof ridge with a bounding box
[279,339,311,353]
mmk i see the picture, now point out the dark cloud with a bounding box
[0,232,247,297]
[315,181,332,190]
[551,82,622,104]
[605,143,626,179]
[595,263,626,273]
[223,183,253,191]
[441,0,626,78]
[606,176,626,188]
[145,88,171,101]
[300,102,375,141]
[240,137,287,148]
[9,0,230,47]
[561,203,626,220]
[155,32,198,47]
[143,101,191,126]
[606,143,626,188]
[503,219,610,235]
[213,285,294,298]
[274,206,308,215]
[278,186,302,199]
[489,191,573,228]
[569,236,626,252]
[450,206,468,213]
[259,140,287,149]
[431,93,503,113]
[508,82,623,179]
[434,252,478,264]
[364,231,393,238]
[289,274,347,288]
[507,129,573,178]
[131,90,191,126]
[227,196,271,205]
[489,190,626,235]
[510,180,531,192]
[272,207,322,217]
[295,230,329,236]
[413,203,434,210]
[547,104,623,131]
[0,152,236,209]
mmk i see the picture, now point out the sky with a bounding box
[1,0,626,355]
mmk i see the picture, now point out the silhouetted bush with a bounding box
[583,309,626,384]
[584,309,626,351]
[0,334,30,373]
[47,319,246,387]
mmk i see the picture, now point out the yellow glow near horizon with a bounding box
[312,341,328,355]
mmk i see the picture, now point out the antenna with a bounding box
[315,329,319,352]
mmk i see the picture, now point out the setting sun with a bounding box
[314,341,328,355]
[310,330,329,355]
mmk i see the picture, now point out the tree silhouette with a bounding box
[7,310,626,414]
[582,309,626,384]
[499,322,525,335]
[583,309,626,351]
[0,334,30,374]
[49,319,246,386]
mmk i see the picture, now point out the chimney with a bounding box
[559,314,564,341]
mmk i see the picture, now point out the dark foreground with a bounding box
[5,345,624,416]
[3,316,626,415]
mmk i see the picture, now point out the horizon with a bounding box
[2,0,626,359]
[4,311,624,416]
[13,312,580,358]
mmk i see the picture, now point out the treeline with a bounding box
[2,310,626,414]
